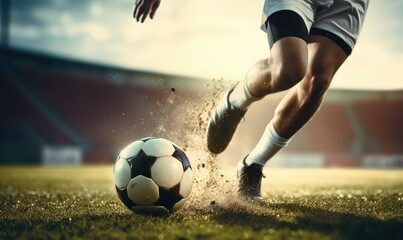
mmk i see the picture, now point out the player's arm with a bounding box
[133,0,161,23]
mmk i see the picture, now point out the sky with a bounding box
[3,0,403,90]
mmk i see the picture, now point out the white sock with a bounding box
[245,121,292,166]
[229,79,260,110]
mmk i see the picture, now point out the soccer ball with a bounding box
[113,137,193,215]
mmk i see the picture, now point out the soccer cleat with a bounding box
[206,85,247,154]
[237,156,265,201]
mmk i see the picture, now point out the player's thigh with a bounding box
[305,35,348,93]
[265,10,309,85]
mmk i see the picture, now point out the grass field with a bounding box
[0,166,402,240]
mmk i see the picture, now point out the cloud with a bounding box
[362,0,403,53]
[330,0,403,89]
[7,0,403,89]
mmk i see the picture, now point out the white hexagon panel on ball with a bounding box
[179,168,193,198]
[171,198,188,212]
[113,158,131,189]
[151,156,183,188]
[127,176,159,205]
[142,138,175,157]
[119,141,144,159]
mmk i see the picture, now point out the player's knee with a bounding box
[272,63,306,91]
[304,71,332,99]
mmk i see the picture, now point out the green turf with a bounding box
[0,166,402,240]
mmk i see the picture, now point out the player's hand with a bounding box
[133,0,161,23]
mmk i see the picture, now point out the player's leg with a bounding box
[244,0,370,166]
[206,10,309,155]
[271,35,347,138]
[238,0,369,201]
[239,35,348,201]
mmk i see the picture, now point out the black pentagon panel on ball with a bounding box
[154,184,183,211]
[128,150,157,178]
[115,186,136,210]
[172,145,191,170]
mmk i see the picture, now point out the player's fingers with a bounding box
[140,2,152,23]
[133,0,140,18]
[150,1,160,19]
[141,9,150,23]
[133,0,142,19]
[135,0,145,22]
[137,11,143,22]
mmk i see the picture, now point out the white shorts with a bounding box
[261,0,370,53]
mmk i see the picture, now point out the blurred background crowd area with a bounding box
[1,0,402,168]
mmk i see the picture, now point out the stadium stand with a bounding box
[1,47,402,167]
[355,100,403,154]
[294,102,354,153]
